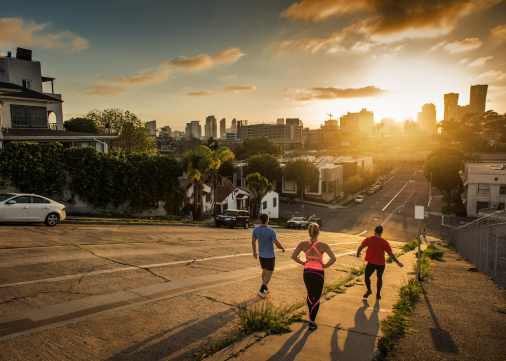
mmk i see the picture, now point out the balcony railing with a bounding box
[461,192,467,203]
[459,170,468,186]
[48,123,57,130]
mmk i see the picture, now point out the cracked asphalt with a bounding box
[0,224,379,360]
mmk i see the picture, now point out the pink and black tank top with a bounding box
[304,239,324,271]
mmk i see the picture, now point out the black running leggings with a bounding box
[303,270,325,321]
[364,263,386,295]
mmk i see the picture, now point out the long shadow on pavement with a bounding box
[424,293,459,355]
[104,310,235,361]
[265,323,311,361]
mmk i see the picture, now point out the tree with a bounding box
[357,167,380,189]
[403,120,420,134]
[283,158,320,207]
[244,153,282,183]
[181,146,213,220]
[115,123,157,154]
[342,174,365,196]
[424,147,465,208]
[207,147,235,216]
[207,137,219,151]
[64,117,99,134]
[234,136,283,160]
[86,108,143,134]
[246,173,273,218]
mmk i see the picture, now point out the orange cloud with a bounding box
[82,85,132,98]
[443,38,483,53]
[167,47,245,70]
[0,18,90,52]
[187,90,217,97]
[218,85,257,93]
[476,70,506,81]
[281,0,370,22]
[270,31,346,54]
[468,56,493,67]
[288,86,390,101]
[491,24,506,41]
[110,67,171,84]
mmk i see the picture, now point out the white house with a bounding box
[0,48,115,151]
[185,183,213,216]
[460,163,506,216]
[282,163,343,201]
[258,191,279,218]
[216,186,249,214]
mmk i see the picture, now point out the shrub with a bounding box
[402,238,419,252]
[349,264,366,276]
[422,244,445,260]
[412,253,432,280]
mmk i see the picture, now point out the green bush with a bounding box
[412,253,432,280]
[349,264,366,276]
[422,244,445,260]
[402,238,419,252]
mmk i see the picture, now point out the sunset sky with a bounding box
[1,0,505,130]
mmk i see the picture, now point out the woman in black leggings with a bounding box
[356,226,403,300]
[292,224,336,330]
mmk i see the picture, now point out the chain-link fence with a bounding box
[451,211,506,288]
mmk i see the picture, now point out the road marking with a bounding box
[355,231,367,236]
[0,242,362,289]
[382,182,409,212]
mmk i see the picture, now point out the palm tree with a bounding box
[181,146,213,220]
[246,173,273,218]
[208,145,235,216]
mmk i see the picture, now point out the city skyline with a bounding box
[1,0,505,130]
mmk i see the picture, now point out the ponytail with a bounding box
[308,223,320,242]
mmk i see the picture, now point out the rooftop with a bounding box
[0,81,62,103]
[2,129,117,139]
[465,163,506,172]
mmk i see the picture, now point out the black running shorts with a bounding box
[259,257,275,271]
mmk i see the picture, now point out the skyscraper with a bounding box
[286,118,303,127]
[444,93,459,120]
[186,120,201,139]
[277,118,284,125]
[417,103,437,134]
[205,115,217,138]
[231,118,237,131]
[340,109,374,133]
[220,118,226,138]
[469,84,488,117]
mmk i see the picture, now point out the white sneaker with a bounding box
[257,290,265,298]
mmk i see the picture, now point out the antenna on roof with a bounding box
[326,113,333,120]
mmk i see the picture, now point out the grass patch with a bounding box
[422,244,445,260]
[374,278,426,360]
[268,216,290,227]
[441,242,456,251]
[402,237,419,252]
[349,264,366,276]
[323,274,355,295]
[412,253,432,280]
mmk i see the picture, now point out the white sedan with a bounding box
[355,195,364,203]
[0,193,66,226]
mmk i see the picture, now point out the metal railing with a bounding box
[451,212,506,288]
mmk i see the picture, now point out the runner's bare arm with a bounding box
[291,242,306,265]
[356,245,365,258]
[322,244,337,268]
[252,237,258,259]
[387,252,404,267]
[273,239,286,252]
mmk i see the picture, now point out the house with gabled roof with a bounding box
[0,47,115,152]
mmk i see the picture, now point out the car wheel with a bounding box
[45,213,59,227]
[304,224,308,230]
[244,221,249,229]
[229,221,236,229]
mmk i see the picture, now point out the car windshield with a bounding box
[222,210,237,216]
[0,194,15,203]
[308,218,318,222]
[290,217,304,221]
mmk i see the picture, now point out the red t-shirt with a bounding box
[361,236,392,266]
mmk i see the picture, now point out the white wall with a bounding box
[0,58,43,92]
[0,98,50,128]
[259,191,279,218]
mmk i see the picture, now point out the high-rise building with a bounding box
[220,118,226,138]
[161,125,172,137]
[417,103,437,134]
[236,122,303,149]
[205,115,217,138]
[231,118,237,131]
[469,84,488,117]
[186,120,201,139]
[340,109,374,133]
[286,118,303,127]
[145,120,156,136]
[444,93,459,120]
[277,118,284,125]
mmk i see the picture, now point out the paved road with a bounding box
[280,165,451,242]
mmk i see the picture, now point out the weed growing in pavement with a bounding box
[412,253,432,280]
[323,274,355,295]
[374,278,426,360]
[349,264,366,276]
[422,244,445,260]
[442,242,456,251]
[402,237,419,252]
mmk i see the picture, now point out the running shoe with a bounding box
[376,294,382,300]
[257,290,265,298]
[363,290,372,298]
[308,322,318,330]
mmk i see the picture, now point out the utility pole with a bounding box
[415,206,424,281]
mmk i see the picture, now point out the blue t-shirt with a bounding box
[252,225,277,258]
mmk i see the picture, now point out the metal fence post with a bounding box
[495,228,499,278]
[486,227,489,274]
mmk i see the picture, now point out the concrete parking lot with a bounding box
[0,224,389,360]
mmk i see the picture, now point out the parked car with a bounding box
[366,189,375,195]
[287,217,309,229]
[307,217,323,228]
[0,193,66,226]
[215,209,250,229]
[279,197,295,204]
[355,195,364,203]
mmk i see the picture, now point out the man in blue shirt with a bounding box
[252,213,285,298]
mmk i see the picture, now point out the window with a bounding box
[263,201,267,209]
[205,193,211,203]
[500,185,506,195]
[11,105,47,128]
[22,80,32,89]
[13,196,31,204]
[32,197,45,204]
[499,203,505,210]
[478,184,490,194]
[477,201,490,213]
[273,197,277,207]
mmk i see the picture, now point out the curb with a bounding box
[62,221,213,227]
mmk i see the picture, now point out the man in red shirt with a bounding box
[356,226,403,300]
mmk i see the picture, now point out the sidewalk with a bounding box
[209,248,419,361]
[389,241,506,361]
